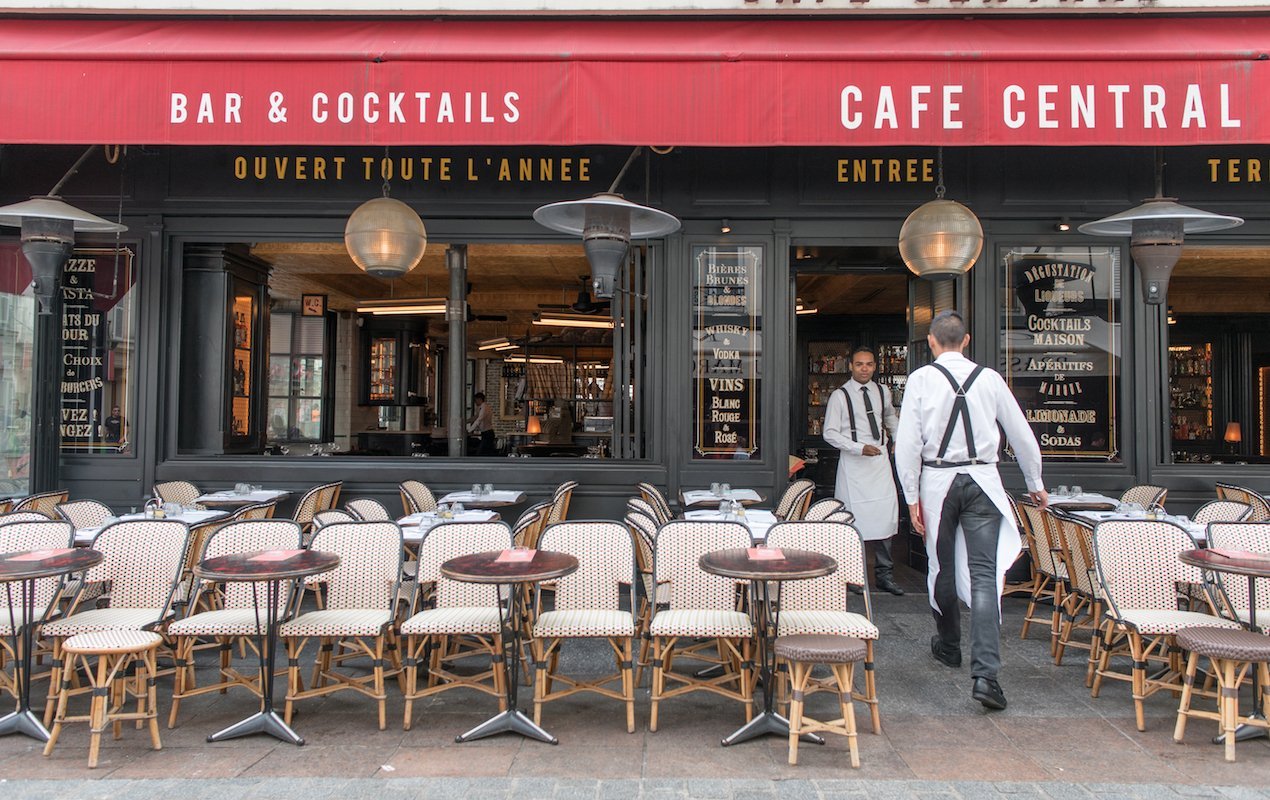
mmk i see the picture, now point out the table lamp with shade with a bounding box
[1224,421,1242,455]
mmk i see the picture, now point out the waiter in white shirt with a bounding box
[466,391,496,456]
[823,346,903,595]
[894,310,1047,711]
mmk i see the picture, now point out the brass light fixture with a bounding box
[898,147,983,281]
[344,151,427,278]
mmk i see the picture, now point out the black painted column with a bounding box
[446,244,467,458]
[29,291,62,492]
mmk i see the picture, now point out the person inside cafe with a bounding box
[467,391,496,456]
[103,405,125,444]
[894,310,1047,712]
[822,346,904,595]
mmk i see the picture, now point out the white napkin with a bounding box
[682,489,763,504]
[439,490,522,504]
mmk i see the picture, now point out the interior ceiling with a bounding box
[1170,245,1270,315]
[794,246,909,316]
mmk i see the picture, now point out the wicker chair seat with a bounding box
[400,606,502,636]
[649,608,752,638]
[534,609,635,639]
[1177,625,1270,662]
[168,608,273,637]
[1110,608,1242,636]
[777,609,879,641]
[63,629,163,655]
[42,608,164,637]
[774,633,867,664]
[279,609,392,638]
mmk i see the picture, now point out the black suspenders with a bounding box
[837,383,888,444]
[923,363,987,468]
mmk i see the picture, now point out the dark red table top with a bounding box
[1181,548,1270,579]
[0,548,102,582]
[441,549,578,584]
[195,549,340,582]
[699,548,837,581]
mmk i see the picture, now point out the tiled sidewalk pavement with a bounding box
[2,562,1267,794]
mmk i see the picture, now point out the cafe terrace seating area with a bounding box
[0,479,1267,777]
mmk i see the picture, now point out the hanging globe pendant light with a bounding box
[898,148,983,281]
[344,195,427,279]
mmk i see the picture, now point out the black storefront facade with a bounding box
[2,17,1270,519]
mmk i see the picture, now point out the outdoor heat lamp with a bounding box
[0,195,127,314]
[1078,197,1242,305]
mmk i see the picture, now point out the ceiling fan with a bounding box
[538,277,612,315]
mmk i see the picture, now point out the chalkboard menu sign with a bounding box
[1000,245,1120,461]
[59,247,135,453]
[693,246,762,460]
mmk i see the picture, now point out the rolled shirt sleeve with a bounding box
[893,372,925,506]
[993,371,1045,493]
[822,386,865,457]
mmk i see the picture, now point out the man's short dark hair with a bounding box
[473,392,486,402]
[929,310,967,348]
[849,346,876,362]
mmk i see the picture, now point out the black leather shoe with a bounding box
[876,579,905,596]
[972,677,1007,710]
[930,635,962,668]
[848,584,864,595]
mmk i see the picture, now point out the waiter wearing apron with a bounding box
[894,311,1047,711]
[823,346,904,595]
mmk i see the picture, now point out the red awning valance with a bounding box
[1,17,1268,146]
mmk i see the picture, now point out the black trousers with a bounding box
[478,429,496,456]
[932,472,1004,681]
[869,537,895,583]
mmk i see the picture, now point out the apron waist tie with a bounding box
[922,458,996,468]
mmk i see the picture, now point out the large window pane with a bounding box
[0,244,34,495]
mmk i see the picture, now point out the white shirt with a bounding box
[467,401,493,434]
[823,379,898,456]
[894,351,1044,505]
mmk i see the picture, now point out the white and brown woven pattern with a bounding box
[652,519,752,611]
[1214,483,1270,522]
[414,521,512,608]
[539,521,633,611]
[80,520,190,610]
[304,521,401,610]
[231,501,278,521]
[346,498,392,521]
[624,511,658,573]
[649,608,752,638]
[399,480,437,514]
[1206,522,1270,620]
[1054,514,1098,599]
[62,629,163,655]
[1193,500,1254,525]
[1109,608,1241,636]
[775,609,879,640]
[0,520,75,630]
[1118,485,1167,509]
[825,510,854,524]
[637,482,674,525]
[399,606,502,635]
[513,501,551,549]
[1177,625,1270,661]
[311,510,355,530]
[0,511,52,524]
[767,520,868,604]
[153,481,204,509]
[626,498,660,525]
[168,608,272,637]
[1092,520,1202,615]
[54,500,112,530]
[535,609,635,638]
[42,608,168,637]
[193,520,303,614]
[774,634,867,665]
[12,490,69,516]
[1019,501,1063,580]
[546,481,578,526]
[279,608,394,638]
[804,499,845,522]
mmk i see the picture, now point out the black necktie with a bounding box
[860,385,881,441]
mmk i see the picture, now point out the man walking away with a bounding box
[894,310,1047,710]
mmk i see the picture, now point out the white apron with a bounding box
[835,452,898,542]
[919,463,1022,615]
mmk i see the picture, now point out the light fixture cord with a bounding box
[382,146,392,198]
[48,144,99,197]
[1153,147,1165,198]
[607,146,644,194]
[935,146,946,200]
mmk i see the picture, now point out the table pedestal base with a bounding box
[0,708,50,742]
[456,708,557,744]
[1214,712,1270,745]
[208,709,304,746]
[721,711,824,747]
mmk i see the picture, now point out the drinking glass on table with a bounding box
[720,483,732,496]
[472,483,483,497]
[710,482,721,496]
[1055,485,1069,497]
[1070,485,1083,496]
[483,483,493,495]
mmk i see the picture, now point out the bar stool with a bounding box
[1173,626,1270,762]
[775,633,865,767]
[43,630,163,768]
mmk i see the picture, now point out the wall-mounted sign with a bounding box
[1000,245,1120,461]
[693,246,762,460]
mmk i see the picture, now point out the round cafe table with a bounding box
[0,547,102,742]
[194,548,339,746]
[699,547,837,746]
[441,549,578,744]
[1180,548,1270,744]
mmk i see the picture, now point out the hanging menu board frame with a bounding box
[1001,245,1120,461]
[693,245,762,460]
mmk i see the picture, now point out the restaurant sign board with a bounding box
[693,246,762,460]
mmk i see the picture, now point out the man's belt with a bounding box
[922,458,997,468]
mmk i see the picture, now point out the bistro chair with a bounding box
[1214,483,1270,522]
[1205,522,1270,628]
[1049,512,1103,682]
[545,481,578,526]
[1090,519,1241,731]
[1017,501,1066,654]
[0,499,10,514]
[624,508,666,683]
[1118,485,1168,510]
[531,521,638,732]
[1192,500,1253,526]
[778,633,866,768]
[636,482,675,524]
[346,497,392,521]
[399,480,438,515]
[512,501,551,549]
[648,519,753,732]
[312,509,355,529]
[766,520,883,733]
[292,481,343,541]
[153,481,204,509]
[54,500,113,530]
[774,479,815,521]
[399,521,512,731]
[804,498,845,522]
[626,497,661,524]
[12,490,70,517]
[167,519,304,728]
[1173,625,1270,762]
[229,500,278,521]
[0,521,76,703]
[281,520,403,731]
[40,519,190,727]
[0,511,50,523]
[824,510,855,524]
[1011,498,1059,644]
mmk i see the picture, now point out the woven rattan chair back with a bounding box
[346,498,392,521]
[84,520,189,612]
[546,481,578,526]
[1019,499,1063,580]
[637,482,674,524]
[0,511,51,523]
[200,520,304,610]
[399,480,438,515]
[1205,522,1270,618]
[416,521,512,608]
[1118,485,1168,509]
[1053,513,1098,598]
[626,497,660,522]
[307,521,402,612]
[767,520,866,611]
[538,521,633,612]
[1092,520,1199,618]
[825,510,855,523]
[12,490,69,516]
[312,509,355,530]
[624,510,658,575]
[804,498,845,522]
[1193,500,1253,525]
[775,479,815,520]
[54,500,112,530]
[512,501,551,549]
[0,520,75,620]
[153,481,203,508]
[231,501,278,521]
[0,500,9,514]
[653,520,751,611]
[1214,483,1270,522]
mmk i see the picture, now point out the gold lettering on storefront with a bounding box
[836,158,934,183]
[232,154,590,184]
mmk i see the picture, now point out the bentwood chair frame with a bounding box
[399,480,438,515]
[152,481,205,510]
[293,481,344,542]
[1049,512,1104,683]
[229,500,278,521]
[54,500,113,531]
[1090,519,1242,731]
[774,479,815,521]
[804,498,845,522]
[399,521,513,730]
[280,520,404,731]
[0,520,76,702]
[624,508,666,682]
[1118,485,1168,510]
[765,520,883,733]
[1192,500,1253,526]
[545,481,578,526]
[346,498,393,522]
[12,490,70,517]
[636,482,675,524]
[512,501,552,549]
[166,519,304,728]
[1214,482,1270,522]
[0,499,10,514]
[626,497,661,525]
[531,520,638,732]
[1017,500,1066,653]
[648,519,754,732]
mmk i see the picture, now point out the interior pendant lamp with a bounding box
[898,147,983,281]
[1078,151,1241,305]
[533,147,680,299]
[344,154,427,278]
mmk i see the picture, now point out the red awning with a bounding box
[1,17,1268,146]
